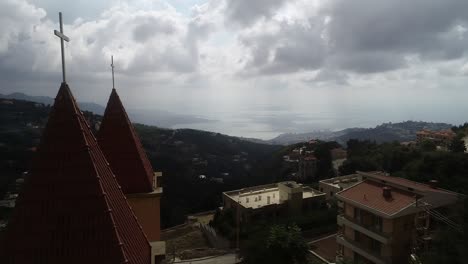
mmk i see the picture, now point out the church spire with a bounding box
[1,83,151,264]
[97,88,155,194]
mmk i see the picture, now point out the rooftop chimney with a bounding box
[383,186,392,199]
[429,180,438,189]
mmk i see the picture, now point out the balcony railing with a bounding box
[338,214,391,244]
[336,234,389,264]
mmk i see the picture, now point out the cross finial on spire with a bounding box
[111,55,115,89]
[54,12,70,83]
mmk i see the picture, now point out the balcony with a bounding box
[336,234,388,264]
[337,214,391,244]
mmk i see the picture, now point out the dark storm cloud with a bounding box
[225,0,289,26]
[238,0,468,75]
[325,0,468,72]
[240,20,326,75]
[132,16,177,43]
[328,51,407,74]
[326,0,468,53]
[305,69,349,85]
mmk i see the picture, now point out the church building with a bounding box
[1,12,165,264]
[1,83,153,263]
[98,88,165,261]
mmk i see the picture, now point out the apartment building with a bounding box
[223,181,325,223]
[335,171,463,264]
[319,174,363,200]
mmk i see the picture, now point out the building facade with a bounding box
[223,181,325,224]
[335,172,463,264]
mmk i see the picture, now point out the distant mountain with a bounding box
[268,121,453,145]
[267,128,366,145]
[0,92,216,128]
[0,97,281,228]
[0,92,105,115]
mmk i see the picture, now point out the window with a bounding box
[246,197,249,203]
[370,239,381,253]
[355,230,361,242]
[355,208,362,223]
[259,195,262,201]
[372,214,382,232]
[330,191,334,197]
[354,252,362,264]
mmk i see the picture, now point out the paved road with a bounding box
[173,253,239,264]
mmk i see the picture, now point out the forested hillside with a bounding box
[0,98,281,227]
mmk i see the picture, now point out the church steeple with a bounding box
[97,88,155,194]
[97,75,163,245]
[1,83,151,264]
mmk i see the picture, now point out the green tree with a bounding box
[315,142,339,179]
[419,140,437,152]
[450,135,466,153]
[240,224,308,264]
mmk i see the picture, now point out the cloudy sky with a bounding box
[2,0,468,139]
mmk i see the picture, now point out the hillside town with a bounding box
[2,3,468,264]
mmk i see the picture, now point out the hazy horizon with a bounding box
[2,0,468,139]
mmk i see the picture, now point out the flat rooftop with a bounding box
[224,182,324,209]
[227,186,280,209]
[320,174,362,190]
[303,187,324,199]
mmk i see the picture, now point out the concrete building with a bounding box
[223,181,325,223]
[335,171,463,264]
[319,174,363,200]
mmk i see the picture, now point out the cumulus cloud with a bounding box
[234,0,468,75]
[323,0,468,72]
[0,0,214,82]
[239,19,327,75]
[3,0,468,138]
[225,0,289,26]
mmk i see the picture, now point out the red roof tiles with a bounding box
[338,180,416,216]
[1,83,150,264]
[309,235,337,263]
[360,172,455,194]
[97,89,154,194]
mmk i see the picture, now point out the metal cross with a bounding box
[54,12,70,83]
[111,56,115,89]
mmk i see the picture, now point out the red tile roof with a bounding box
[337,180,416,216]
[97,89,154,194]
[360,172,455,194]
[1,83,150,264]
[309,235,337,263]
